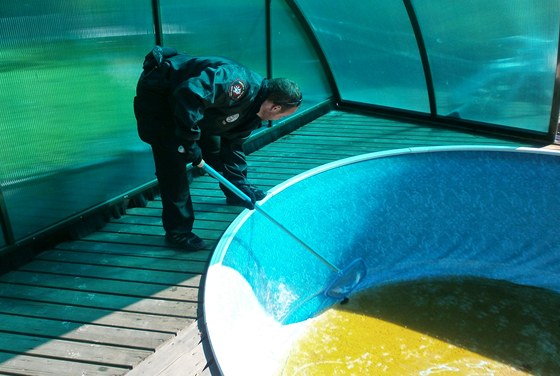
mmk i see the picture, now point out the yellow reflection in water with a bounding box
[281,277,560,375]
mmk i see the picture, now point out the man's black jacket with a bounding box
[134,46,268,185]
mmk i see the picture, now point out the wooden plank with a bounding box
[292,125,508,140]
[112,214,163,226]
[121,208,240,223]
[0,332,150,369]
[275,117,530,140]
[263,138,430,152]
[246,154,341,166]
[103,219,232,233]
[244,166,317,177]
[0,284,198,317]
[0,312,170,350]
[35,249,208,274]
[19,260,203,287]
[286,132,521,146]
[194,202,244,214]
[122,206,162,216]
[0,298,192,333]
[0,352,128,376]
[190,189,228,198]
[2,271,199,302]
[53,240,208,260]
[95,225,224,242]
[224,171,305,182]
[99,222,229,237]
[142,198,244,215]
[81,232,218,250]
[256,144,371,158]
[0,314,167,352]
[245,160,326,171]
[126,320,210,376]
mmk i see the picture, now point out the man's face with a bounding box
[257,100,299,121]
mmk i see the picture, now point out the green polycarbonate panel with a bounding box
[1,1,558,248]
[270,1,332,107]
[159,0,331,116]
[414,0,559,133]
[296,1,430,112]
[0,1,156,240]
[159,0,267,75]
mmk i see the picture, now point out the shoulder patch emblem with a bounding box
[225,114,240,123]
[228,79,247,101]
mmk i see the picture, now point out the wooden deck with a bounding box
[0,111,544,376]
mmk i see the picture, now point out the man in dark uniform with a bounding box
[133,46,302,251]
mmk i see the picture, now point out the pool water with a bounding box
[205,147,560,375]
[281,277,560,375]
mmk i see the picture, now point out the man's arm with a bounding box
[171,75,211,143]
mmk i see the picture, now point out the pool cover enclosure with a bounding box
[0,1,559,254]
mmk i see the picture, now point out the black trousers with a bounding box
[151,132,223,235]
[151,144,194,235]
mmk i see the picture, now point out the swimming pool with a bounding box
[204,146,560,375]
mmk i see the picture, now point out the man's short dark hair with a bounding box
[267,78,302,110]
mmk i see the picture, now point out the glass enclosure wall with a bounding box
[270,1,332,105]
[0,1,157,244]
[0,1,557,251]
[0,1,333,251]
[296,0,560,134]
[160,1,267,73]
[296,1,430,113]
[159,0,331,110]
[415,0,559,132]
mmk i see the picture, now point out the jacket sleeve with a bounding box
[171,66,232,143]
[172,64,258,186]
[171,77,207,143]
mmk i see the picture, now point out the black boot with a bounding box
[165,232,206,251]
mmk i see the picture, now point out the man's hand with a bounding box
[178,143,202,166]
[237,185,257,210]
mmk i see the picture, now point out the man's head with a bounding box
[257,78,302,121]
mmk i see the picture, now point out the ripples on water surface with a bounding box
[282,277,560,375]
